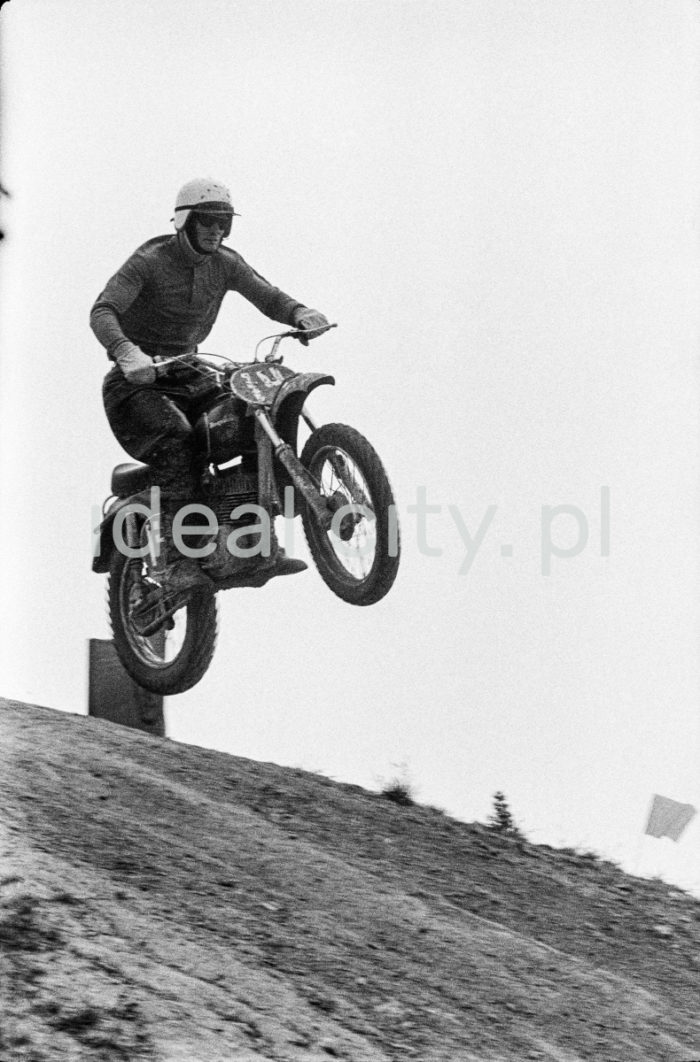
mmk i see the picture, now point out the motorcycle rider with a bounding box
[91,177,330,593]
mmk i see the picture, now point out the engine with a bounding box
[203,467,259,527]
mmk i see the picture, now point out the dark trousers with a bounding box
[102,363,222,502]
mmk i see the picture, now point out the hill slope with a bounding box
[1,698,699,1061]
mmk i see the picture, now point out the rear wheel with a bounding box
[300,423,400,605]
[108,548,218,695]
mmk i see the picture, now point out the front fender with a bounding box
[271,372,335,449]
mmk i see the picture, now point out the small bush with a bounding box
[487,791,522,837]
[381,781,415,807]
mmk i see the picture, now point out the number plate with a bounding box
[229,363,295,406]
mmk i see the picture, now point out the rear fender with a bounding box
[92,492,150,573]
[92,507,119,574]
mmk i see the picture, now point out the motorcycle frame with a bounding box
[92,357,336,574]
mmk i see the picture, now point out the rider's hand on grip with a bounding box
[293,308,331,345]
[115,341,156,385]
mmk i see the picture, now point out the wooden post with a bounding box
[87,638,165,737]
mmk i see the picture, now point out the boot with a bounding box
[202,524,307,586]
[153,507,214,595]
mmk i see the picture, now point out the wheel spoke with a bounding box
[309,445,377,579]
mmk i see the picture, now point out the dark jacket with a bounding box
[90,232,304,359]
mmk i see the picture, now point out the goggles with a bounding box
[193,211,233,236]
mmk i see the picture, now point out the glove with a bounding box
[293,308,330,345]
[115,341,156,385]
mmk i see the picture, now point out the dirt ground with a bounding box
[1,697,699,1061]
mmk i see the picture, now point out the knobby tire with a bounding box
[300,422,400,606]
[108,549,218,695]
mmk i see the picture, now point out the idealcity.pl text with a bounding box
[92,485,610,577]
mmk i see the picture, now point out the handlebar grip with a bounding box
[153,353,198,377]
[154,359,178,379]
[293,322,337,343]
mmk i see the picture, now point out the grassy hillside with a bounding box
[1,698,699,1061]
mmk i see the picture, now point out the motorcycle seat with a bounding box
[111,462,151,497]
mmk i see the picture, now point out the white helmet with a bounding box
[172,178,239,231]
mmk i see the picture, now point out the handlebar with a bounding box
[254,323,337,361]
[153,323,337,379]
[153,352,234,381]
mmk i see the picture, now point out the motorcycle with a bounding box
[92,326,401,695]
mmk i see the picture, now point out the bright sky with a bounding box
[1,0,699,894]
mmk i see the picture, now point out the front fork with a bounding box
[253,408,334,530]
[301,410,360,497]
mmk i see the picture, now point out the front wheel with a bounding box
[300,423,400,605]
[108,549,218,695]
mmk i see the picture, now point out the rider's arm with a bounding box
[222,249,304,326]
[90,253,156,383]
[90,254,148,361]
[90,305,133,359]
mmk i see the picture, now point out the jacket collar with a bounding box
[174,230,209,266]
